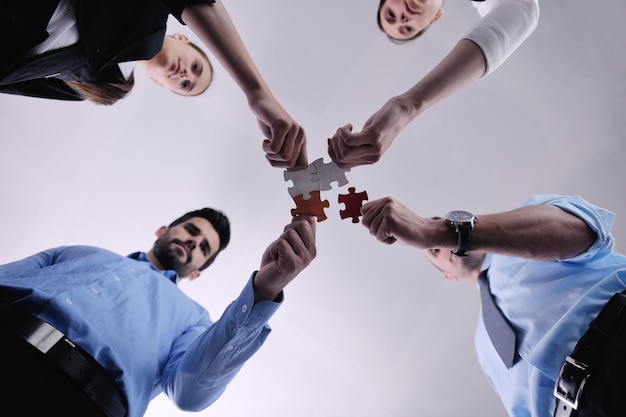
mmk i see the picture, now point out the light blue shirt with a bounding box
[0,246,281,417]
[475,195,626,417]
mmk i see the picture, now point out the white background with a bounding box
[1,1,625,416]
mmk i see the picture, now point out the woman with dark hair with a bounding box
[328,0,539,169]
[1,0,307,170]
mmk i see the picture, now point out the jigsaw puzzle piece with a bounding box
[311,158,350,191]
[291,191,329,222]
[338,187,369,223]
[283,163,319,200]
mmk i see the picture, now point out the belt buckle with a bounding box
[16,317,64,354]
[554,356,590,410]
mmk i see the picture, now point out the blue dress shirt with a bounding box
[0,246,281,417]
[474,195,626,417]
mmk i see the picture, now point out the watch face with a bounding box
[446,210,474,222]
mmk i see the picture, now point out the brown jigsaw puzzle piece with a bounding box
[338,187,369,223]
[291,190,330,222]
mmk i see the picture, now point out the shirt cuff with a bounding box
[233,272,282,329]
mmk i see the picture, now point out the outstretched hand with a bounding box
[254,215,317,303]
[249,94,308,170]
[328,96,414,169]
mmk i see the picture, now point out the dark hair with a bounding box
[377,0,429,43]
[66,72,135,105]
[169,208,231,270]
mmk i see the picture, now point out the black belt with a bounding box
[553,291,626,417]
[0,303,127,417]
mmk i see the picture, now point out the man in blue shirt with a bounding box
[358,194,626,417]
[0,208,317,417]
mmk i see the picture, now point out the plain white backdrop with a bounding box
[1,1,625,416]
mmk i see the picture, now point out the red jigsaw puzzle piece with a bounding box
[338,187,369,223]
[291,191,330,222]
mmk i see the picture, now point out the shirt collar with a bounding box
[481,253,493,273]
[118,61,136,81]
[127,251,179,283]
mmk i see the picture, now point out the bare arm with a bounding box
[401,39,486,118]
[470,205,597,260]
[182,2,308,169]
[329,0,540,169]
[361,198,597,261]
[329,40,486,168]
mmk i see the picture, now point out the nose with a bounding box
[401,12,409,22]
[184,240,196,251]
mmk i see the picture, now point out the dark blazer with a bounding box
[0,0,214,100]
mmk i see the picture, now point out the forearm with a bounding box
[470,205,597,260]
[165,275,278,410]
[399,39,486,120]
[182,1,271,101]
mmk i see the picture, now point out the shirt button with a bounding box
[65,298,73,305]
[226,345,234,351]
[241,305,248,313]
[114,275,121,281]
[91,288,99,295]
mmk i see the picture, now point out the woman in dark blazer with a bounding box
[1,0,307,170]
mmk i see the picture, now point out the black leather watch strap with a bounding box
[452,225,472,257]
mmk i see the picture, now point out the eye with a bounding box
[191,62,198,72]
[387,9,395,19]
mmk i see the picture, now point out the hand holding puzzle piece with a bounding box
[285,158,368,223]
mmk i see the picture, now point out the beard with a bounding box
[152,236,195,277]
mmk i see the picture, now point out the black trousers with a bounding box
[573,307,626,417]
[0,327,108,416]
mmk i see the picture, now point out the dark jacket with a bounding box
[0,0,213,100]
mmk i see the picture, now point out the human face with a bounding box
[424,248,483,284]
[142,34,212,96]
[152,217,221,279]
[379,0,444,41]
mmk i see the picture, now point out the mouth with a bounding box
[173,241,189,261]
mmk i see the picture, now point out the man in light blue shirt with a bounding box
[0,208,317,417]
[358,194,626,417]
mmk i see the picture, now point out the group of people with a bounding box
[1,1,624,417]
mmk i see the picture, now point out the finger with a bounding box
[266,124,305,168]
[360,198,386,227]
[262,119,289,157]
[284,216,316,257]
[287,143,308,171]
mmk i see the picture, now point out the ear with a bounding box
[444,273,458,282]
[432,7,444,23]
[172,33,190,43]
[155,225,168,237]
[187,271,201,281]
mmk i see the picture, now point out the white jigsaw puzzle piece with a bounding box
[310,157,350,191]
[283,163,320,200]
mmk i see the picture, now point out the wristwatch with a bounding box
[445,210,477,257]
